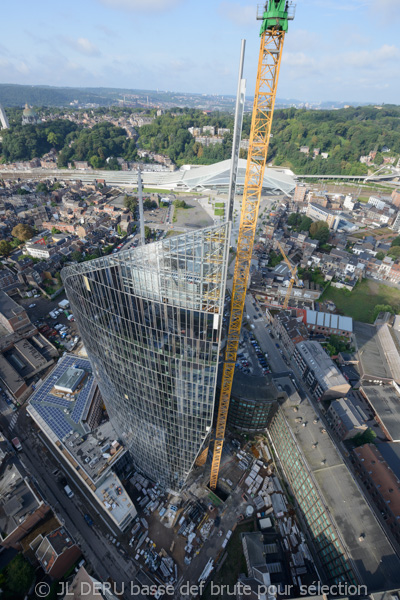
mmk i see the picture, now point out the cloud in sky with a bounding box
[219,2,254,27]
[97,0,182,12]
[62,37,101,57]
[1,0,400,103]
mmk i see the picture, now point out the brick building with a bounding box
[353,443,400,544]
[0,291,30,333]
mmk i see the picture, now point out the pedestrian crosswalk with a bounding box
[9,414,18,431]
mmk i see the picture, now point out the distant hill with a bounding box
[0,84,119,107]
[0,83,381,111]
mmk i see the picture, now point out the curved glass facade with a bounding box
[62,224,230,492]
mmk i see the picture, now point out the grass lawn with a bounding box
[320,279,400,323]
[358,196,369,203]
[215,202,225,208]
[214,208,225,216]
[165,230,183,237]
[142,187,172,194]
[202,521,254,600]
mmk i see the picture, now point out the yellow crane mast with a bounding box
[277,240,299,310]
[210,1,295,490]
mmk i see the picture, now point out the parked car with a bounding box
[28,303,36,308]
[84,514,94,527]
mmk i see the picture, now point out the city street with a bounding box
[0,404,138,593]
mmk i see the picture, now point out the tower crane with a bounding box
[277,241,299,310]
[210,0,295,490]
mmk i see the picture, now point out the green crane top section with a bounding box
[260,0,290,35]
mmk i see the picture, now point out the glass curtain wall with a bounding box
[62,225,230,492]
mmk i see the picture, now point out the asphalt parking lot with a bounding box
[16,293,80,349]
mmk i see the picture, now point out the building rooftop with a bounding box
[296,340,349,392]
[0,290,25,320]
[330,397,366,431]
[28,355,97,442]
[94,471,136,528]
[355,321,398,383]
[305,310,353,333]
[377,442,400,480]
[67,566,120,600]
[361,384,400,442]
[0,461,42,541]
[27,356,125,484]
[0,354,26,395]
[280,392,400,591]
[36,527,75,573]
[54,367,85,393]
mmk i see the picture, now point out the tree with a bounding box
[288,213,300,227]
[0,240,12,256]
[376,251,385,260]
[173,199,187,209]
[11,224,34,242]
[391,236,400,247]
[309,221,330,244]
[117,224,123,236]
[144,226,152,239]
[89,155,103,169]
[268,251,283,268]
[51,227,61,234]
[372,304,395,322]
[4,554,34,597]
[36,181,49,193]
[353,428,377,447]
[299,216,313,232]
[388,246,400,259]
[143,199,158,209]
[71,250,82,262]
[123,195,138,213]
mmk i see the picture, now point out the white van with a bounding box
[64,485,74,498]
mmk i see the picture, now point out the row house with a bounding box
[42,221,76,234]
[388,263,400,284]
[378,257,395,279]
[272,309,308,354]
[0,268,18,290]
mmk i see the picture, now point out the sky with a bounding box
[1,0,400,104]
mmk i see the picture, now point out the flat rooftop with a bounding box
[354,321,393,382]
[14,339,47,370]
[0,461,41,540]
[28,355,96,442]
[280,392,400,591]
[27,355,124,483]
[361,384,400,442]
[0,290,25,320]
[0,353,26,394]
[95,471,136,526]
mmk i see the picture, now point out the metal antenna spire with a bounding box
[137,168,145,246]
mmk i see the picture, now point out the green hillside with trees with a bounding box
[1,104,400,173]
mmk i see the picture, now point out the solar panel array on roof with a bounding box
[34,404,73,440]
[29,355,95,441]
[71,380,92,424]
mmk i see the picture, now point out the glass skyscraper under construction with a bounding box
[62,224,230,492]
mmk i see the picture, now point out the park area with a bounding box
[320,279,400,324]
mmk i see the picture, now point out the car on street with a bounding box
[84,513,94,527]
